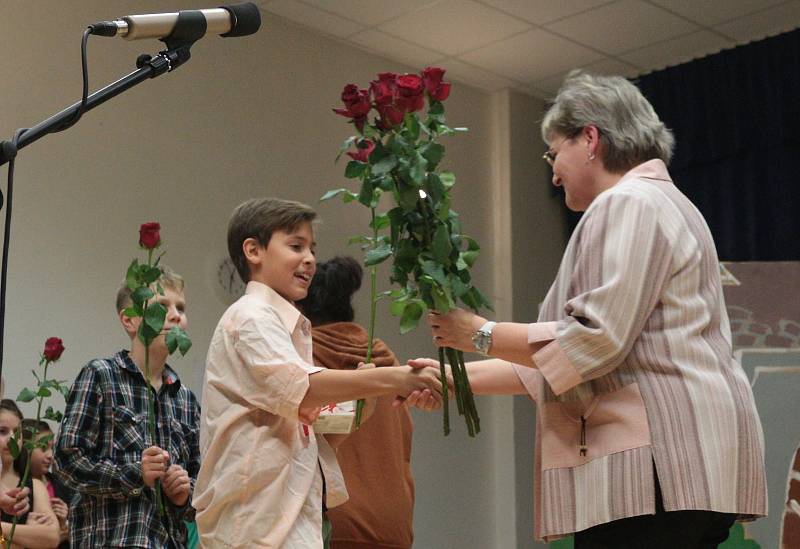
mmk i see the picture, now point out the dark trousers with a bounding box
[574,468,737,549]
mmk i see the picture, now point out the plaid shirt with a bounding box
[54,350,201,548]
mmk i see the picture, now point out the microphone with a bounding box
[89,3,261,40]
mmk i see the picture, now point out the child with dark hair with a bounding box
[0,382,29,523]
[297,256,415,549]
[0,400,60,548]
[21,419,70,547]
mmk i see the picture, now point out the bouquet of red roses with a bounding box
[323,67,490,437]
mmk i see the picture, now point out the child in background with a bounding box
[0,378,30,521]
[297,256,415,549]
[22,419,69,547]
[0,400,59,548]
[55,266,200,548]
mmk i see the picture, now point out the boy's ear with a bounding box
[242,237,264,267]
[118,309,138,339]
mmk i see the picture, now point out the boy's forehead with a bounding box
[283,222,315,240]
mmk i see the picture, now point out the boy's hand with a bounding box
[0,486,30,517]
[393,358,451,411]
[50,497,69,525]
[141,446,169,488]
[161,464,191,506]
[395,363,443,401]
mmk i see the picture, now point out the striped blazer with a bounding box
[514,159,767,540]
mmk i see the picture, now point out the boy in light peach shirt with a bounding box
[193,198,442,548]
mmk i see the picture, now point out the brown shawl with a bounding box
[312,322,414,549]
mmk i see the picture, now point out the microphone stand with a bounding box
[0,9,207,380]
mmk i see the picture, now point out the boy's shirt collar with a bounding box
[245,280,308,335]
[115,350,182,390]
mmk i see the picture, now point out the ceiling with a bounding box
[257,0,800,98]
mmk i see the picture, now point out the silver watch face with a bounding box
[472,331,491,354]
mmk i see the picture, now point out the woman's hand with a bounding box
[428,308,487,353]
[393,358,452,411]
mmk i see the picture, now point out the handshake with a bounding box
[299,357,452,424]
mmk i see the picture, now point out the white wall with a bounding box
[0,3,566,547]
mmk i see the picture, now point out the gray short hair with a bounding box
[541,70,675,173]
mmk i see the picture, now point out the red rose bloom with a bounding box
[346,140,376,163]
[334,84,371,131]
[396,74,425,112]
[43,337,65,362]
[139,222,161,250]
[423,67,451,101]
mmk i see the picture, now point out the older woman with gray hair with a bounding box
[412,71,767,547]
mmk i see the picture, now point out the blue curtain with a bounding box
[635,28,800,261]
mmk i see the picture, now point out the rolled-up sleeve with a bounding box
[233,315,323,419]
[539,191,674,395]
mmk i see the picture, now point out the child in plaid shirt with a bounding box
[55,267,200,548]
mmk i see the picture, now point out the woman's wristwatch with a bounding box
[471,321,497,355]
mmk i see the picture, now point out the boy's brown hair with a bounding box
[115,265,185,313]
[227,198,317,283]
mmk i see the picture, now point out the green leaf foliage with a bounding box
[44,406,63,423]
[8,437,20,459]
[364,244,392,266]
[399,301,424,334]
[17,387,36,403]
[132,286,155,307]
[345,160,367,179]
[166,326,193,356]
[126,259,140,290]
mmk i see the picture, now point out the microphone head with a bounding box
[220,3,261,37]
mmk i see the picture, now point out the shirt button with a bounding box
[131,488,142,496]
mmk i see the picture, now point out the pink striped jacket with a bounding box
[514,159,767,540]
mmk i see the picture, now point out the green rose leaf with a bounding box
[439,171,456,189]
[132,286,155,306]
[56,381,71,398]
[410,153,427,186]
[177,328,193,356]
[372,154,398,176]
[8,437,20,459]
[364,243,392,266]
[431,285,454,314]
[36,432,55,446]
[336,135,357,162]
[122,306,141,319]
[126,260,140,290]
[432,224,453,263]
[37,386,52,398]
[142,265,162,285]
[17,387,36,403]
[167,327,193,356]
[44,406,63,423]
[370,213,390,231]
[390,299,407,317]
[345,160,367,179]
[421,143,445,167]
[404,112,421,140]
[358,178,376,208]
[320,188,350,202]
[399,301,424,334]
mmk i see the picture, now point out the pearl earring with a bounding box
[588,153,596,161]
